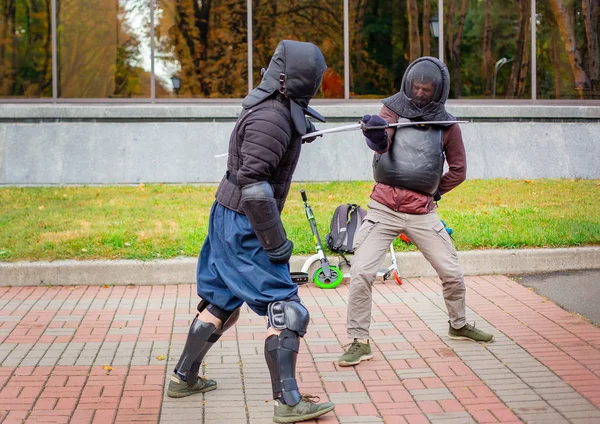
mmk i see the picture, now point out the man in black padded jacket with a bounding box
[167,40,335,423]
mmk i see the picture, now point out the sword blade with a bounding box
[301,123,361,140]
[218,120,470,156]
[301,120,468,140]
[387,120,468,128]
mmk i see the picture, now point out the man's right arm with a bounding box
[237,110,294,264]
[376,105,399,153]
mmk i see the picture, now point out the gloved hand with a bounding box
[433,189,441,201]
[302,118,321,144]
[266,239,294,264]
[361,114,388,151]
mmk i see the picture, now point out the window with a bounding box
[1,0,598,101]
[57,0,152,98]
[536,0,599,100]
[447,0,532,100]
[0,0,52,98]
[154,0,248,98]
[252,0,344,99]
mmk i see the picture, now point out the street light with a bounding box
[493,57,513,99]
[429,14,439,38]
[171,75,181,96]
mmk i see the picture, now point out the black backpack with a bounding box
[326,204,367,264]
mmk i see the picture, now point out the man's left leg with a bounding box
[265,298,335,423]
[406,211,493,343]
[167,300,240,397]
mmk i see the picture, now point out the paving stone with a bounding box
[1,277,599,423]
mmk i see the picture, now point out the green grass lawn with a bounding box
[1,179,599,262]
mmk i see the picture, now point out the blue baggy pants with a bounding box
[196,201,298,316]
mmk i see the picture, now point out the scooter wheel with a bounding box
[393,269,402,285]
[313,266,343,289]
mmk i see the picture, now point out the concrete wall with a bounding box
[1,103,599,185]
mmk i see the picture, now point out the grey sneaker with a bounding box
[338,339,373,367]
[273,395,335,423]
[167,373,217,398]
[448,322,494,343]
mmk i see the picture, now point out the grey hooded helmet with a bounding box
[382,56,455,124]
[243,40,327,135]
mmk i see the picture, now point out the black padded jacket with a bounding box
[215,95,302,213]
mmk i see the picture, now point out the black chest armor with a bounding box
[373,123,444,195]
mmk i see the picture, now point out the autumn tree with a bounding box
[0,0,52,96]
[507,0,530,98]
[444,0,468,97]
[482,0,493,95]
[548,0,591,97]
[407,0,420,62]
[582,0,599,93]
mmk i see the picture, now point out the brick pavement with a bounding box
[0,276,599,424]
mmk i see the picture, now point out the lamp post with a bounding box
[429,14,440,59]
[429,14,439,39]
[493,57,513,99]
[171,75,181,96]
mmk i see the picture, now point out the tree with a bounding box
[582,0,599,93]
[507,0,530,98]
[445,0,468,97]
[351,0,368,94]
[421,0,431,57]
[156,0,247,97]
[548,0,591,97]
[482,0,493,95]
[407,0,420,62]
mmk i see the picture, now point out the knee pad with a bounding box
[197,299,240,336]
[267,300,310,337]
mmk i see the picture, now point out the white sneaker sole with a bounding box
[338,353,374,367]
[448,334,494,343]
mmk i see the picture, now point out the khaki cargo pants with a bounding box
[346,199,466,339]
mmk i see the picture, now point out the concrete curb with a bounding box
[1,247,599,287]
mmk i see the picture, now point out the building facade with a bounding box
[1,1,599,184]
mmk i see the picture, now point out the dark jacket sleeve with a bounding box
[438,124,467,195]
[236,109,293,187]
[377,105,400,153]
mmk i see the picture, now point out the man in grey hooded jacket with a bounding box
[339,57,494,368]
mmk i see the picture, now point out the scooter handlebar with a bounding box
[301,190,307,202]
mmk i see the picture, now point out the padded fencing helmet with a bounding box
[243,40,327,134]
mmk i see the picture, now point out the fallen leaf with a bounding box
[102,365,113,371]
[102,285,110,288]
[124,242,131,247]
[38,205,45,210]
[156,355,165,361]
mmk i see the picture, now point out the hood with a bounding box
[243,40,327,134]
[382,56,455,125]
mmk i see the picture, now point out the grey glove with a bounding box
[361,114,388,151]
[266,239,294,264]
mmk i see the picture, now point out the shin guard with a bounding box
[185,308,241,381]
[265,329,301,406]
[174,316,217,381]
